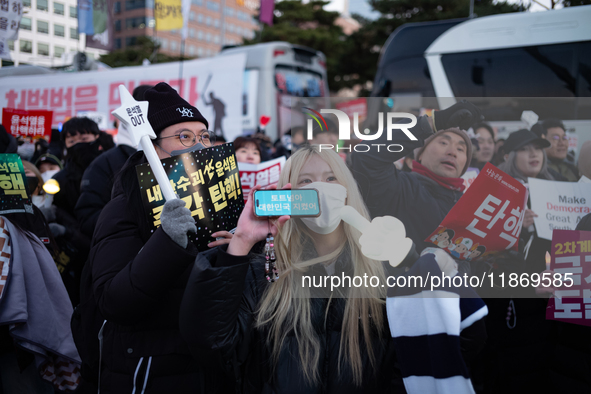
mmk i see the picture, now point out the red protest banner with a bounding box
[546,229,591,327]
[2,108,53,142]
[425,162,529,261]
[238,156,286,201]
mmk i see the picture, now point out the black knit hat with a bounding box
[144,82,209,135]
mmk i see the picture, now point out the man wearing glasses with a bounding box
[536,119,579,182]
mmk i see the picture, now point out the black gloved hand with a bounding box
[433,100,483,131]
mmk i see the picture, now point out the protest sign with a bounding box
[136,144,244,251]
[529,178,591,241]
[0,154,33,214]
[0,0,22,60]
[546,230,591,327]
[2,108,53,142]
[425,163,528,261]
[77,111,109,131]
[238,156,286,201]
[0,54,246,142]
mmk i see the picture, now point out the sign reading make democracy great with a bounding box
[529,178,591,241]
[425,163,528,261]
[136,143,244,251]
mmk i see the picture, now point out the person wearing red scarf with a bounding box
[351,104,477,275]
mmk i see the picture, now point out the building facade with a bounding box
[114,0,259,58]
[5,0,105,67]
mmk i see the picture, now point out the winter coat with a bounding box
[547,158,579,182]
[350,128,463,257]
[180,246,406,394]
[75,144,136,238]
[88,190,221,393]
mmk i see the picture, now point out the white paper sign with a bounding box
[77,111,109,131]
[529,177,591,240]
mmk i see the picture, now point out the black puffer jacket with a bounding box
[88,189,222,393]
[180,247,406,394]
[76,144,136,238]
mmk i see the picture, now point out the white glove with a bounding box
[340,206,413,267]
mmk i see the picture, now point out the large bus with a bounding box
[374,6,591,103]
[372,6,591,156]
[217,42,330,141]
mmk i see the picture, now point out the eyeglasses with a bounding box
[549,135,569,142]
[157,129,216,147]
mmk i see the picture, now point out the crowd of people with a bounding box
[0,83,590,394]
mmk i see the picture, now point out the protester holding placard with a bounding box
[74,85,152,239]
[351,100,482,274]
[473,129,560,393]
[549,214,591,393]
[498,129,554,271]
[81,83,226,393]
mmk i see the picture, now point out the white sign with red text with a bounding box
[0,54,246,142]
[238,156,286,201]
[529,178,591,240]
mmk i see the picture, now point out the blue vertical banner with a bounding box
[77,0,94,35]
[77,0,113,50]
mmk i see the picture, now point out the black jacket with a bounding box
[88,190,220,393]
[75,144,136,238]
[180,247,406,394]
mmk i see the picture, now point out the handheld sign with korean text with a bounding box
[137,143,244,251]
[111,84,177,202]
[546,230,591,327]
[0,154,33,215]
[425,163,529,261]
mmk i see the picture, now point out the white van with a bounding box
[217,42,330,142]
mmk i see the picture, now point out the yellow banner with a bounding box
[154,0,184,31]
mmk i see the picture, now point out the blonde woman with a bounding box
[180,146,404,393]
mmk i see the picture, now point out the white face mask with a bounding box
[41,169,60,183]
[32,195,45,208]
[300,182,347,235]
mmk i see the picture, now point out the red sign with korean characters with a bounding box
[2,108,53,142]
[546,230,591,327]
[425,163,529,261]
[238,156,286,201]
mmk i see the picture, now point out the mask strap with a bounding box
[154,143,173,157]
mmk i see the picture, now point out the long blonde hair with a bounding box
[255,146,387,386]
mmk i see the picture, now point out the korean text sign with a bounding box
[238,156,286,201]
[529,178,591,241]
[546,230,591,327]
[425,163,528,261]
[0,54,246,142]
[0,0,22,59]
[136,143,244,251]
[0,154,32,214]
[2,108,53,141]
